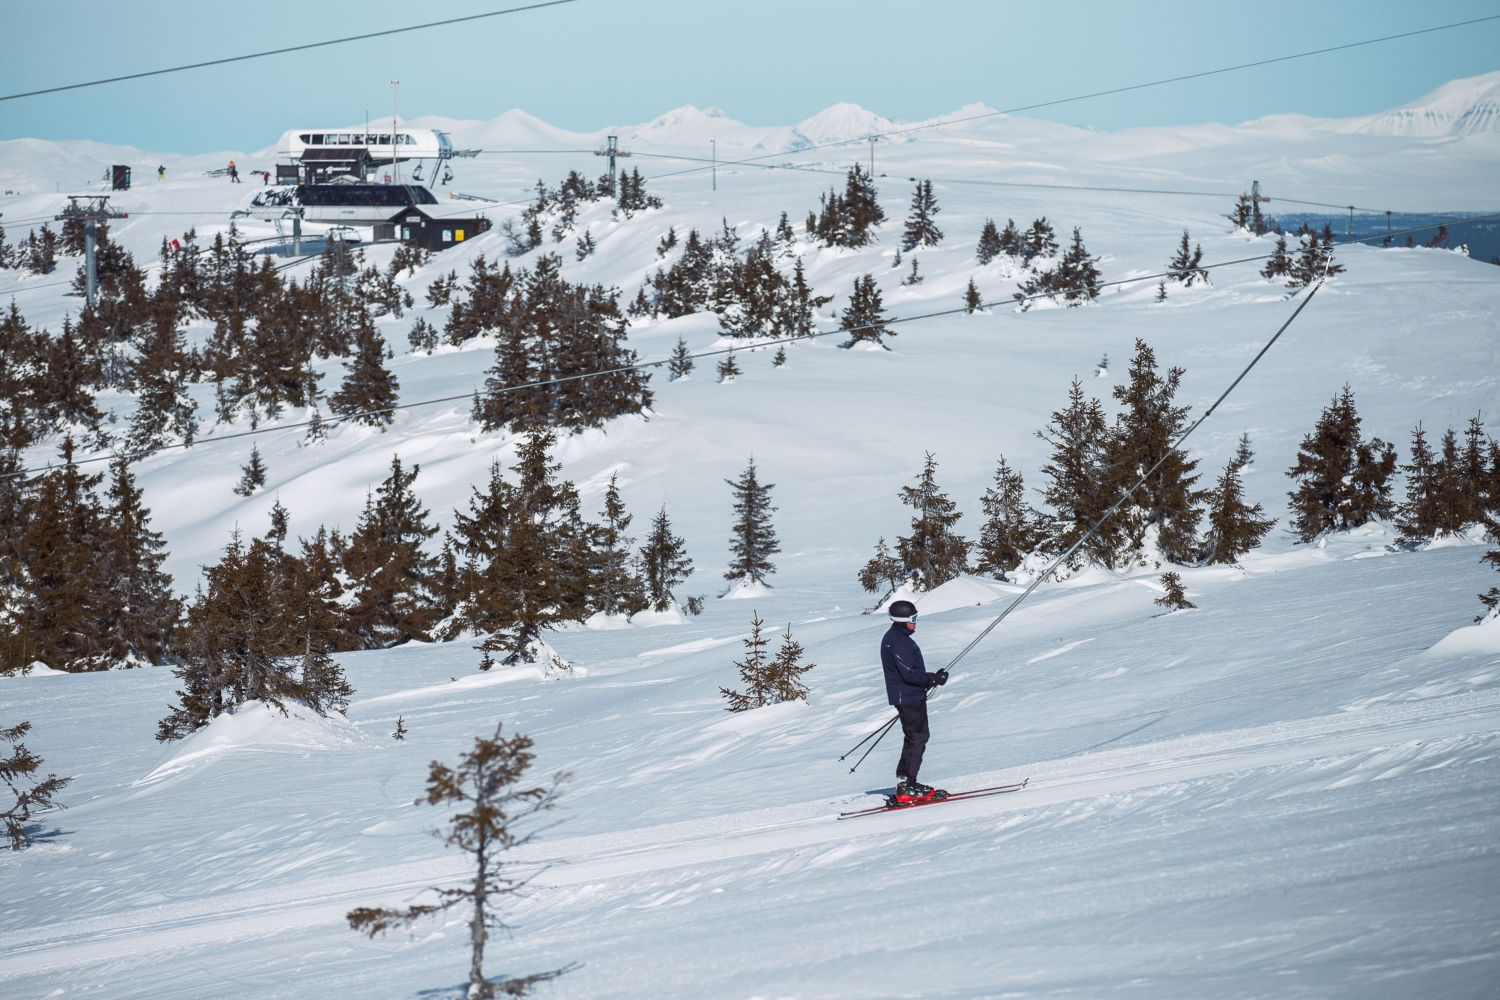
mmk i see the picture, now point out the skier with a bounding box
[228,160,241,183]
[880,600,948,803]
[157,164,165,181]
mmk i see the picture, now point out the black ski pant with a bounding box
[895,701,930,782]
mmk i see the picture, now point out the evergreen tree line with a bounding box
[503,168,661,256]
[1258,223,1345,290]
[430,251,653,432]
[2,436,790,682]
[857,358,1500,603]
[633,218,832,342]
[973,215,1104,309]
[0,226,418,463]
[0,221,61,276]
[155,428,706,735]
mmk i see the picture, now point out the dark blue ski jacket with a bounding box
[881,624,933,705]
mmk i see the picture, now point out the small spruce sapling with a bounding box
[668,336,694,380]
[963,278,982,314]
[716,349,741,383]
[392,716,408,741]
[234,445,267,496]
[720,612,772,712]
[1154,571,1195,611]
[347,724,574,998]
[3,721,73,851]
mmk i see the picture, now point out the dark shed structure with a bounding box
[375,207,491,250]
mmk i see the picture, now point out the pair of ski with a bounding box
[837,777,1029,820]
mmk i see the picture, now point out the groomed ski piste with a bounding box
[3,72,1500,999]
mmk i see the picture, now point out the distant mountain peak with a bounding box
[1346,70,1500,137]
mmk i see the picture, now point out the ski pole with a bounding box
[845,713,900,774]
[839,712,900,765]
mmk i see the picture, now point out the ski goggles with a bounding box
[889,611,919,623]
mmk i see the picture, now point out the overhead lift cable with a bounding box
[5,210,1494,484]
[0,1,580,102]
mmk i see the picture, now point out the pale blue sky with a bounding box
[3,1,1497,152]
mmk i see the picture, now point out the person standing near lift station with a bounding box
[880,599,948,803]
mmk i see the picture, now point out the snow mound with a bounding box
[1425,613,1500,658]
[876,576,1017,618]
[722,577,774,601]
[138,701,366,783]
[705,698,809,736]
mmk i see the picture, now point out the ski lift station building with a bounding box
[276,127,452,184]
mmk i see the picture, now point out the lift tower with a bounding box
[55,195,128,310]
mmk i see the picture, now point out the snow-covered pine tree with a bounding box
[1108,339,1204,564]
[716,349,741,383]
[901,179,943,250]
[1023,218,1058,263]
[1229,194,1253,230]
[347,724,573,998]
[1155,280,1168,302]
[1038,377,1125,569]
[963,278,983,314]
[1459,412,1491,526]
[234,444,267,496]
[895,453,971,590]
[1167,230,1209,286]
[329,314,399,429]
[720,611,772,712]
[656,226,678,259]
[840,164,885,247]
[840,274,893,348]
[126,305,197,455]
[766,622,814,704]
[668,336,694,380]
[341,455,441,648]
[1154,571,1195,610]
[1200,437,1275,564]
[452,429,586,667]
[639,507,694,613]
[976,219,1003,264]
[2,721,72,850]
[772,344,787,367]
[587,473,646,617]
[1261,233,1292,281]
[156,524,354,741]
[724,458,780,588]
[774,257,828,340]
[998,218,1023,257]
[575,229,596,261]
[975,456,1043,581]
[97,455,180,666]
[774,211,797,255]
[901,257,923,286]
[857,536,906,604]
[1054,227,1102,305]
[1286,385,1397,542]
[1395,423,1444,545]
[407,317,438,353]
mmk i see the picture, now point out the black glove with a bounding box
[930,669,949,688]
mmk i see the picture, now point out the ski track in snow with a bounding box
[4,688,1498,986]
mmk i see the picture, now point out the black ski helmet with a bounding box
[888,600,918,623]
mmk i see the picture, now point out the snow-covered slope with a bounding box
[2,73,1499,999]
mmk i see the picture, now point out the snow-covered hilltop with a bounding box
[1,68,1499,1000]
